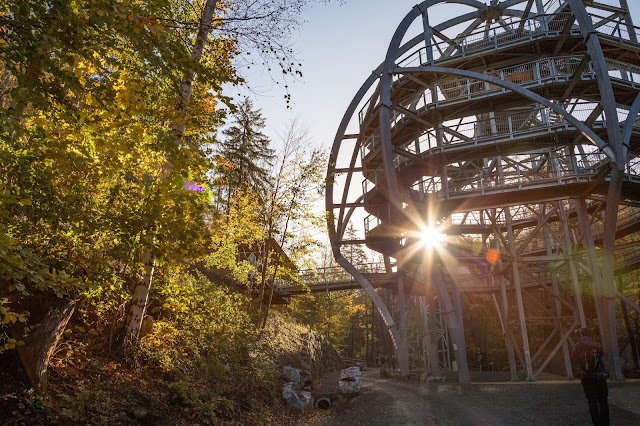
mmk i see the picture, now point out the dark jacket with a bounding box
[571,336,606,379]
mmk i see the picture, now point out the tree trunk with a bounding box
[262,191,296,327]
[124,248,156,353]
[16,300,75,393]
[124,0,218,350]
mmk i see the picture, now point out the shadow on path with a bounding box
[321,369,640,425]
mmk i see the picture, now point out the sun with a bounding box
[420,225,447,249]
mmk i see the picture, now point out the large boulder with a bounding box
[282,366,301,385]
[282,382,304,413]
[299,391,314,411]
[338,367,361,394]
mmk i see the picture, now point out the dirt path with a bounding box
[317,369,640,425]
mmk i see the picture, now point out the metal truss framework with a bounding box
[325,0,640,382]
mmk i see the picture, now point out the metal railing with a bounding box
[397,14,572,68]
[396,12,639,70]
[360,57,640,141]
[360,103,639,185]
[409,151,610,199]
[298,262,389,285]
[358,13,640,125]
[364,204,391,235]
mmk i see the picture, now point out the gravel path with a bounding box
[318,369,640,425]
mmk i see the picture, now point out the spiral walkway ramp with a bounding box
[325,0,640,382]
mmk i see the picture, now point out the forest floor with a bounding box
[311,368,640,425]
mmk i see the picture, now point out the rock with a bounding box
[301,370,313,387]
[283,366,301,384]
[339,367,362,394]
[299,391,314,410]
[340,366,361,379]
[282,382,304,413]
[427,375,445,382]
[355,361,368,371]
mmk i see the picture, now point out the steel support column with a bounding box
[397,276,411,375]
[545,203,574,379]
[433,270,470,383]
[505,205,535,381]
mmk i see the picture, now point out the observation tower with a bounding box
[326,0,640,382]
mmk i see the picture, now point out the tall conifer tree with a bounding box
[219,98,275,203]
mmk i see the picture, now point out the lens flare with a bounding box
[184,181,205,192]
[485,249,500,265]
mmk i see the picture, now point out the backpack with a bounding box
[582,347,602,376]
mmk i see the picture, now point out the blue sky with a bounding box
[227,0,453,147]
[228,0,640,151]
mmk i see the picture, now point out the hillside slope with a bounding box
[1,311,342,425]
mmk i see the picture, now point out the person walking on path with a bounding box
[571,327,610,426]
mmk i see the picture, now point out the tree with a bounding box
[124,0,225,353]
[0,0,237,386]
[217,97,275,205]
[256,120,325,326]
[0,0,341,391]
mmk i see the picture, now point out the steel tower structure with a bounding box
[326,0,640,382]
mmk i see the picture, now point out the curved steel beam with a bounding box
[396,66,617,162]
[325,71,401,346]
[337,139,362,236]
[377,0,500,382]
[339,195,364,240]
[567,0,624,167]
[326,0,547,381]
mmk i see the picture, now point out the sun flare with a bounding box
[420,226,447,249]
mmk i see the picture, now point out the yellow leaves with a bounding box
[2,312,25,324]
[72,58,97,85]
[3,339,24,350]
